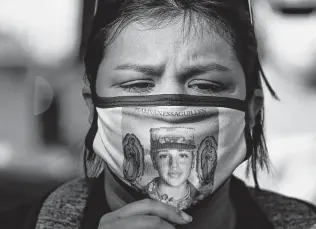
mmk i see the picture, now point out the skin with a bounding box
[87,17,263,229]
[156,149,193,199]
[98,199,193,229]
[95,20,246,100]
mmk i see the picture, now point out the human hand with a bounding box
[98,199,193,229]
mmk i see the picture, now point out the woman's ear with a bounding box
[82,85,94,124]
[248,89,264,129]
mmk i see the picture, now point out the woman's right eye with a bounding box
[119,80,155,94]
[159,154,168,159]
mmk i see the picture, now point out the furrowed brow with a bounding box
[115,63,164,76]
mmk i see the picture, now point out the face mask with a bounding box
[91,94,248,210]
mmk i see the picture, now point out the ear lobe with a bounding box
[82,85,94,124]
[248,89,264,129]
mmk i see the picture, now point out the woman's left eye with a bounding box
[179,154,188,158]
[187,80,226,94]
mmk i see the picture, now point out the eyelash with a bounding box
[119,79,226,94]
[159,154,189,159]
[120,80,155,93]
[187,80,226,94]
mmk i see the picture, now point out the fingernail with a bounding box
[180,211,192,222]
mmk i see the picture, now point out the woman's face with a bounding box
[156,149,193,187]
[95,19,246,100]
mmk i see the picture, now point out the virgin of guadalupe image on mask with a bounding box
[122,133,145,183]
[146,127,199,209]
[197,136,218,186]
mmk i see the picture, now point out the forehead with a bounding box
[102,20,238,68]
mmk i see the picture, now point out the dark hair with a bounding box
[83,0,270,187]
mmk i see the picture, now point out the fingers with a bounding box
[103,199,192,225]
[100,215,176,229]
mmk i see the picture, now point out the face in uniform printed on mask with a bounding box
[89,17,260,210]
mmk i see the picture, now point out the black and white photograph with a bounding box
[1,0,316,228]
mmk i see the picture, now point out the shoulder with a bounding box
[35,178,89,229]
[42,178,89,205]
[2,179,90,229]
[249,187,316,229]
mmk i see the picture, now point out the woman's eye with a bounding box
[188,80,226,94]
[120,80,154,93]
[179,154,188,159]
[159,154,168,159]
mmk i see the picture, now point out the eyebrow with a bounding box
[114,63,230,77]
[182,63,230,74]
[115,63,164,76]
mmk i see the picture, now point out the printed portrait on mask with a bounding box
[111,105,222,209]
[122,133,145,183]
[197,136,218,185]
[146,127,199,209]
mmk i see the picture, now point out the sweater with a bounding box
[0,173,313,229]
[18,174,315,229]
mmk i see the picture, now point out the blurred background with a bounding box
[235,0,316,206]
[1,0,316,214]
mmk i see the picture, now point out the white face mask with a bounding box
[92,94,247,210]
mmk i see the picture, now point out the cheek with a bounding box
[157,160,168,169]
[180,158,193,168]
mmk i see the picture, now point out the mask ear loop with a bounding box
[84,0,118,179]
[83,42,104,179]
